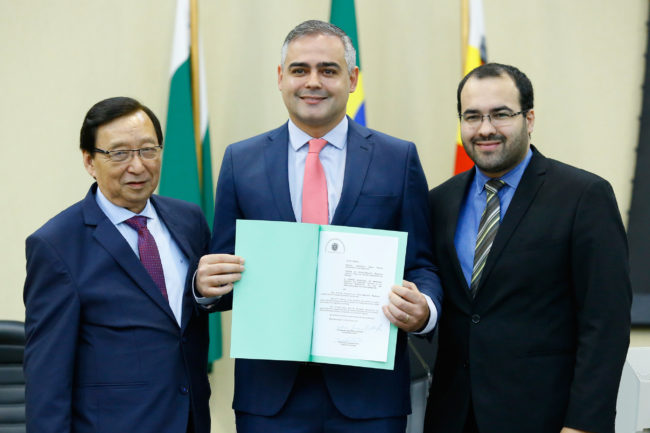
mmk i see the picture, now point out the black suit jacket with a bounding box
[425,148,631,433]
[24,184,212,433]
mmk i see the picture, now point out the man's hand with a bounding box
[195,254,244,297]
[560,428,590,433]
[382,280,430,332]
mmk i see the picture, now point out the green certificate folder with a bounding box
[230,219,407,370]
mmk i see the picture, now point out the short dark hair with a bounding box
[457,63,534,115]
[281,20,357,74]
[79,97,163,153]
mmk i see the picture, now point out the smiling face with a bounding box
[278,33,358,138]
[83,110,161,213]
[459,74,535,178]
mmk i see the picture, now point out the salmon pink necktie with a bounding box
[302,138,329,224]
[124,216,168,301]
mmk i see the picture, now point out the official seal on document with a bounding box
[325,238,345,253]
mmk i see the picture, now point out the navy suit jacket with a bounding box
[210,118,442,418]
[425,148,631,433]
[24,184,212,433]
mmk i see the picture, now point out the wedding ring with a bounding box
[405,314,410,323]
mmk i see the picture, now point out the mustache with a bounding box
[471,134,506,144]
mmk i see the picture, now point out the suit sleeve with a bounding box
[207,145,242,311]
[23,235,80,433]
[188,203,214,310]
[564,178,632,432]
[400,142,443,321]
[198,204,211,256]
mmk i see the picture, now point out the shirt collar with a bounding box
[288,116,348,151]
[473,147,533,194]
[95,186,156,225]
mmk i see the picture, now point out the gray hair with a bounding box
[280,20,357,74]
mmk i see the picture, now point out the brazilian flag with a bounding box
[330,0,366,126]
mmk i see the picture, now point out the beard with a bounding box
[463,124,530,176]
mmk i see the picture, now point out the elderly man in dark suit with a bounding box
[425,63,632,433]
[23,97,211,433]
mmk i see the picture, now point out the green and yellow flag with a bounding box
[330,0,366,126]
[160,0,221,367]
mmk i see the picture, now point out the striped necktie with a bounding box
[470,179,506,297]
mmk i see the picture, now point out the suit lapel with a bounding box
[445,171,475,300]
[152,196,195,259]
[475,149,548,298]
[264,124,296,222]
[331,119,373,225]
[151,196,197,331]
[82,186,179,326]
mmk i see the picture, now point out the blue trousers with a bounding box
[236,364,407,433]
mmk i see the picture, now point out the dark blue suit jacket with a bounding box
[23,184,212,433]
[211,118,442,418]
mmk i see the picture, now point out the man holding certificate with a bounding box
[196,19,442,433]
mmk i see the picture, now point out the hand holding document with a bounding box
[195,254,244,297]
[230,220,407,370]
[383,280,431,333]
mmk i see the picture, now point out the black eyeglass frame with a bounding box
[92,145,163,162]
[458,110,528,126]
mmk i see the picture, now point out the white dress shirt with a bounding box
[95,188,188,325]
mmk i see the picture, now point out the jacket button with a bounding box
[179,385,189,395]
[471,314,480,324]
[463,361,469,369]
[182,337,188,344]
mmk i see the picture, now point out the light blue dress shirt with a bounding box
[95,187,188,325]
[454,148,533,288]
[287,117,348,223]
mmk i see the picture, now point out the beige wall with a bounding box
[1,1,648,432]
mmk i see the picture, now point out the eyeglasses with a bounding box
[459,110,527,128]
[93,145,162,163]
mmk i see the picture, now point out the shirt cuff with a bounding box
[412,294,438,335]
[192,269,222,309]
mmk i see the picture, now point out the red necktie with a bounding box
[302,138,329,224]
[124,216,168,301]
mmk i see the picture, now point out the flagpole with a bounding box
[454,0,472,175]
[461,0,469,75]
[189,0,203,187]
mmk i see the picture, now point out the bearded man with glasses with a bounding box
[23,97,212,433]
[424,63,631,433]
